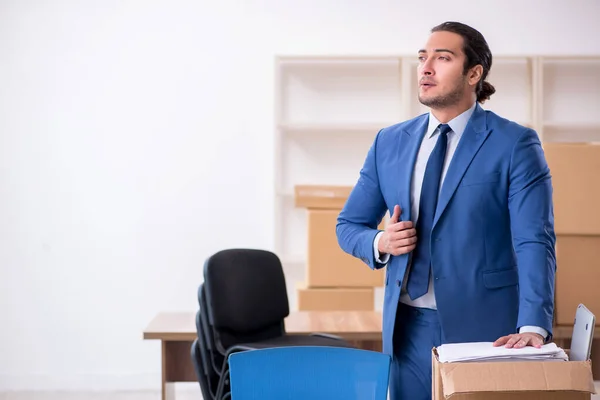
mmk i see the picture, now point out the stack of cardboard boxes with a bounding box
[430,142,600,399]
[544,142,600,380]
[294,185,385,311]
[544,143,600,325]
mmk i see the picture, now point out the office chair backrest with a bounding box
[228,346,391,400]
[203,249,290,350]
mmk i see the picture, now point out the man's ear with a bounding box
[469,65,483,86]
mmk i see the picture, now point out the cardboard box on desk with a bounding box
[431,348,596,400]
[295,184,386,288]
[306,209,385,287]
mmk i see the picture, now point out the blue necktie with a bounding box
[407,123,452,300]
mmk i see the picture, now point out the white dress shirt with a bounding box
[373,102,548,339]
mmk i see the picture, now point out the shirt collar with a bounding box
[426,101,477,139]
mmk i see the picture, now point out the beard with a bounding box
[419,75,468,108]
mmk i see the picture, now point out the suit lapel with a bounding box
[397,115,429,222]
[433,105,491,227]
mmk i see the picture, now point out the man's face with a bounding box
[417,31,470,109]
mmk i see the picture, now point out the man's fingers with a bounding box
[399,236,418,247]
[392,228,417,240]
[390,205,401,223]
[389,244,416,256]
[389,235,417,249]
[388,221,414,232]
[504,335,522,348]
[388,239,417,255]
[494,334,544,349]
[529,335,543,348]
[493,336,510,347]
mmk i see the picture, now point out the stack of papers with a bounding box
[437,342,569,363]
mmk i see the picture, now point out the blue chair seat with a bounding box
[228,346,391,400]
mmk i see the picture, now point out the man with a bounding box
[336,21,556,400]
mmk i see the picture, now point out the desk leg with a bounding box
[161,340,198,400]
[162,341,175,400]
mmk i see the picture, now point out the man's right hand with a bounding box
[377,205,417,256]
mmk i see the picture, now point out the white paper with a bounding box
[436,342,569,363]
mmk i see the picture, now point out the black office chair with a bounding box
[200,248,353,399]
[191,306,222,399]
[194,284,231,399]
[198,284,225,374]
[190,338,212,399]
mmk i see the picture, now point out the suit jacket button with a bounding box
[396,279,401,287]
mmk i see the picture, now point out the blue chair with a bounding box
[228,346,391,400]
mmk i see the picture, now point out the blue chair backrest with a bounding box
[228,346,391,400]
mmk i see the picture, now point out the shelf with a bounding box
[278,58,402,126]
[278,194,308,265]
[542,60,600,125]
[541,57,600,65]
[279,133,371,195]
[544,122,600,130]
[480,57,532,125]
[274,54,599,277]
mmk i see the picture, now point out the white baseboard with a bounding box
[0,373,171,391]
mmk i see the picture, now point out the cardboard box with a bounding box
[555,235,600,326]
[294,185,353,210]
[544,143,600,235]
[432,348,596,399]
[554,337,600,380]
[306,209,385,287]
[297,283,374,311]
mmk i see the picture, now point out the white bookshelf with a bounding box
[481,57,534,127]
[540,57,600,143]
[274,54,600,280]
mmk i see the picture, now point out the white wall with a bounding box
[0,0,599,391]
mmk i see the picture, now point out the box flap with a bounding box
[440,360,596,396]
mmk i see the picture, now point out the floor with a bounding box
[0,390,199,400]
[1,384,600,400]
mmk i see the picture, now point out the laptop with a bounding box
[569,303,596,362]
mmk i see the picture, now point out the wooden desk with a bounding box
[143,311,383,400]
[144,312,599,400]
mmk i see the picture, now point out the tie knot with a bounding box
[438,123,452,136]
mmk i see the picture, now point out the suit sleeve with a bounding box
[508,128,556,338]
[336,130,388,270]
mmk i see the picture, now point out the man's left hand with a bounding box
[493,332,544,349]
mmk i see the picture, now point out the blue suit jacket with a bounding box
[336,104,556,356]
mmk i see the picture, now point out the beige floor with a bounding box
[0,390,199,400]
[1,384,600,400]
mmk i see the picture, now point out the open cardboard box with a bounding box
[432,347,596,399]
